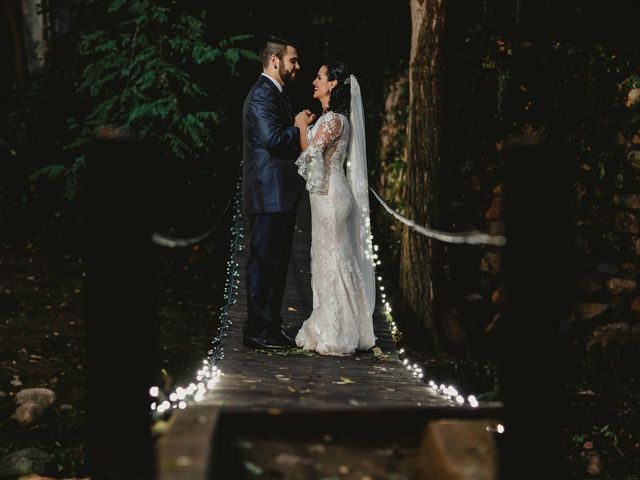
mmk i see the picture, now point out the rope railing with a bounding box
[152,183,506,249]
[150,192,235,248]
[369,185,507,247]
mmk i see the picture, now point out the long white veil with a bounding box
[346,75,376,318]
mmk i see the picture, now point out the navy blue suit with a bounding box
[242,75,304,337]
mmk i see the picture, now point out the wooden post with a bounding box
[418,419,498,480]
[500,138,573,479]
[84,128,156,480]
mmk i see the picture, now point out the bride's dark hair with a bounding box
[325,62,351,117]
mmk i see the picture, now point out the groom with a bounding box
[242,35,314,350]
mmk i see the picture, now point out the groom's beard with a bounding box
[278,59,296,85]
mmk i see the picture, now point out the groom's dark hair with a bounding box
[260,34,300,68]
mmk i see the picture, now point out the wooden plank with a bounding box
[205,194,462,412]
[156,404,220,480]
[158,193,501,479]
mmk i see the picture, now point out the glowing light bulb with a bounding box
[149,386,159,397]
[497,424,505,434]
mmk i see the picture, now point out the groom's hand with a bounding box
[295,110,315,130]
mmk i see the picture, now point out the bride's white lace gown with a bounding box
[294,111,376,356]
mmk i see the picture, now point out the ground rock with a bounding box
[606,278,636,295]
[587,322,631,349]
[614,194,640,209]
[491,286,506,305]
[573,303,608,321]
[480,252,501,274]
[15,389,56,407]
[615,212,640,234]
[583,450,603,476]
[13,389,56,427]
[627,150,640,170]
[0,448,52,479]
[485,197,503,221]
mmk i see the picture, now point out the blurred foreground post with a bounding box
[501,138,574,479]
[85,128,156,480]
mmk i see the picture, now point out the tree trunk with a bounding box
[377,73,409,239]
[41,0,52,65]
[399,0,446,346]
[21,0,45,72]
[1,0,29,84]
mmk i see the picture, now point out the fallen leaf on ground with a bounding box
[333,377,356,385]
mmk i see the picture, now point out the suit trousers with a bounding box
[244,200,299,337]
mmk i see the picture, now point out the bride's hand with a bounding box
[304,109,317,124]
[295,110,315,129]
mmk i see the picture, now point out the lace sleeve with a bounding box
[295,113,343,195]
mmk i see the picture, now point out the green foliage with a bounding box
[0,0,257,241]
[66,0,256,189]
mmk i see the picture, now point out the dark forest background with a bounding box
[1,0,640,478]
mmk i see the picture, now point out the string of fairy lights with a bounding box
[150,181,244,417]
[149,180,503,435]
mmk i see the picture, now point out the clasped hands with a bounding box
[294,109,316,130]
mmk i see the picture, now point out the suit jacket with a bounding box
[242,75,304,214]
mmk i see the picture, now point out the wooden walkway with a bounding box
[157,194,500,479]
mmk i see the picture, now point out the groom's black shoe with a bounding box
[243,331,288,350]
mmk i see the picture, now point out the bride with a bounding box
[294,62,377,356]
